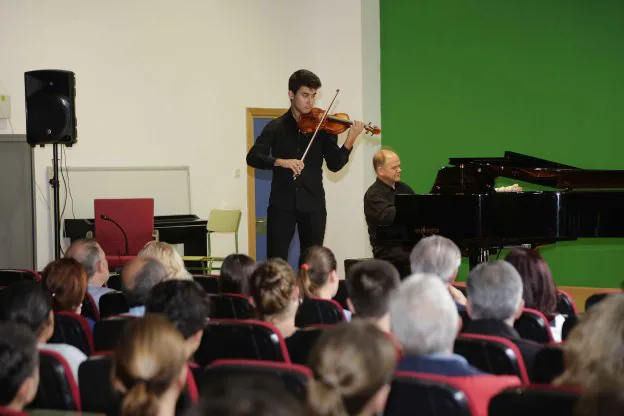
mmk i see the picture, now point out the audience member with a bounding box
[121,256,168,316]
[138,241,192,280]
[464,261,542,379]
[505,248,564,341]
[391,273,482,376]
[409,235,466,309]
[0,323,39,415]
[218,254,256,295]
[554,294,624,390]
[146,280,210,360]
[112,315,188,416]
[0,282,86,382]
[299,246,350,320]
[345,259,400,333]
[306,321,396,416]
[193,375,302,416]
[574,390,624,416]
[65,238,114,308]
[41,258,94,330]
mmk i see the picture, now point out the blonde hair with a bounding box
[138,241,191,281]
[554,295,624,389]
[307,321,396,416]
[112,315,187,416]
[249,259,298,320]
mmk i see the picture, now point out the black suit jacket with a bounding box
[462,319,542,382]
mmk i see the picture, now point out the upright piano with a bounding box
[393,152,624,268]
[64,214,208,256]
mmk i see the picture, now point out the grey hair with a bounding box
[467,261,523,321]
[409,235,461,283]
[390,273,458,355]
[65,239,102,280]
[124,257,168,307]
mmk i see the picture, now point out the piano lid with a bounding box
[432,151,624,194]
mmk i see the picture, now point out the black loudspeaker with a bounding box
[25,70,77,147]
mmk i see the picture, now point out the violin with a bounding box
[297,107,381,136]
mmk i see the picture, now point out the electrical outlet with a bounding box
[0,95,11,119]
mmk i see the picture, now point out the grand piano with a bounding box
[64,215,208,256]
[394,152,624,268]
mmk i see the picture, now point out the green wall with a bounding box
[380,0,624,287]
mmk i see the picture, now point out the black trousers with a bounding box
[267,206,326,261]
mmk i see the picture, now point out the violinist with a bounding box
[246,69,365,261]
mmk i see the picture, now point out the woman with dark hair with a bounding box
[505,248,565,341]
[218,254,256,295]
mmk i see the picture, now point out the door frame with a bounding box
[246,107,287,258]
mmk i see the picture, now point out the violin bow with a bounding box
[294,89,340,180]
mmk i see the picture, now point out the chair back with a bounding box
[585,292,615,311]
[106,274,122,290]
[79,354,198,416]
[48,311,94,356]
[454,334,529,383]
[489,385,580,416]
[193,275,219,294]
[0,269,39,286]
[285,327,325,365]
[333,279,349,310]
[99,291,129,318]
[203,359,312,402]
[384,372,473,416]
[556,290,578,317]
[514,309,554,343]
[207,209,241,233]
[29,350,81,411]
[210,293,253,319]
[295,297,345,327]
[561,315,578,341]
[194,319,290,366]
[81,292,100,321]
[532,345,564,384]
[94,316,135,352]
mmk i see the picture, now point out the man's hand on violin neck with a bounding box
[275,158,305,175]
[344,120,366,150]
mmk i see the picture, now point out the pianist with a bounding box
[364,148,415,278]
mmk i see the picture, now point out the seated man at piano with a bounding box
[364,148,523,278]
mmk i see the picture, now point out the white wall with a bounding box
[0,0,380,273]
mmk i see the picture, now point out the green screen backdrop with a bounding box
[380,0,624,287]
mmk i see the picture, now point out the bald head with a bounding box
[121,256,168,307]
[373,148,401,186]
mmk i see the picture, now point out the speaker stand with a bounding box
[48,144,62,260]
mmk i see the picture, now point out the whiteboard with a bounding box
[47,166,192,224]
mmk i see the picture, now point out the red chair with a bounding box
[194,319,290,366]
[48,311,94,356]
[556,289,578,317]
[94,198,155,271]
[531,345,564,384]
[489,385,580,416]
[81,292,100,321]
[98,291,130,319]
[0,269,40,286]
[295,297,345,327]
[93,315,135,352]
[210,293,254,319]
[514,308,554,343]
[203,359,312,402]
[454,334,530,384]
[28,350,81,411]
[193,275,219,294]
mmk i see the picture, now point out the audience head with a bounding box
[248,258,300,321]
[466,261,524,323]
[346,259,400,327]
[505,248,558,319]
[138,241,191,280]
[0,323,40,411]
[65,238,109,286]
[307,321,396,416]
[218,254,256,295]
[146,280,210,359]
[372,147,401,186]
[555,294,624,390]
[195,374,302,416]
[299,246,339,299]
[409,235,461,283]
[390,273,459,355]
[0,282,54,343]
[112,314,188,416]
[121,256,168,307]
[41,258,88,314]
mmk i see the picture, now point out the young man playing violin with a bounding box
[247,69,365,261]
